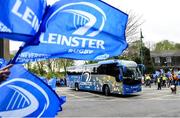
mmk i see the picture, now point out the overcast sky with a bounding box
[10,0,180,51]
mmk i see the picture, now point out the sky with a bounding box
[10,0,180,51]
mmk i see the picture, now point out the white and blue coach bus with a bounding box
[66,60,142,95]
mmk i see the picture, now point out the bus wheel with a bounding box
[104,85,110,96]
[75,83,79,91]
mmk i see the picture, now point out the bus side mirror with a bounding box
[122,66,127,73]
[138,64,145,75]
[119,75,123,81]
[93,67,97,73]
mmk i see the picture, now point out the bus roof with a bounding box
[66,63,100,72]
[98,60,137,67]
[67,60,138,72]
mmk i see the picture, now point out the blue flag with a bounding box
[0,0,46,42]
[0,58,7,68]
[15,0,128,63]
[0,64,65,117]
[155,71,160,77]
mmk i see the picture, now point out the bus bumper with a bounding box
[122,84,142,95]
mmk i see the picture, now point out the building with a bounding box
[0,39,10,60]
[151,50,180,69]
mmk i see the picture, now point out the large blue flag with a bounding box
[0,0,47,42]
[0,63,65,117]
[15,0,128,63]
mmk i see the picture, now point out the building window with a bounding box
[155,57,160,63]
[166,57,172,63]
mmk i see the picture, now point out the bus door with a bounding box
[118,67,123,81]
[113,65,123,82]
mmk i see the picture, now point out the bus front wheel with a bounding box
[103,85,110,96]
[75,83,79,91]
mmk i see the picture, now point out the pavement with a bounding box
[56,85,180,117]
[57,85,180,101]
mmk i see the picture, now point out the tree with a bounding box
[61,59,74,76]
[46,59,54,73]
[85,60,97,64]
[125,10,144,43]
[42,59,74,77]
[36,61,46,75]
[154,40,175,51]
[25,58,74,78]
[25,61,46,76]
[175,43,180,50]
[141,46,154,73]
[118,40,145,62]
[127,40,144,56]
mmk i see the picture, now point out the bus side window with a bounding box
[120,68,123,75]
[119,68,123,81]
[93,67,97,73]
[114,67,122,82]
[97,65,107,74]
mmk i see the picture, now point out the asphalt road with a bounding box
[56,85,180,117]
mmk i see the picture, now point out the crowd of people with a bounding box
[143,68,180,94]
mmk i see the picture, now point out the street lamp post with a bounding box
[140,29,144,75]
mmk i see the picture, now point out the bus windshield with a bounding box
[123,67,141,79]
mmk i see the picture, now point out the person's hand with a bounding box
[0,64,12,83]
[0,69,10,82]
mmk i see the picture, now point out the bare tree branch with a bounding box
[125,10,144,43]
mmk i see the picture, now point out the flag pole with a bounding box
[8,32,40,64]
[8,45,25,64]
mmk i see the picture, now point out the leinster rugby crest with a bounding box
[0,65,63,117]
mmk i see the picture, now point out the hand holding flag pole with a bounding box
[0,64,13,83]
[0,1,66,117]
